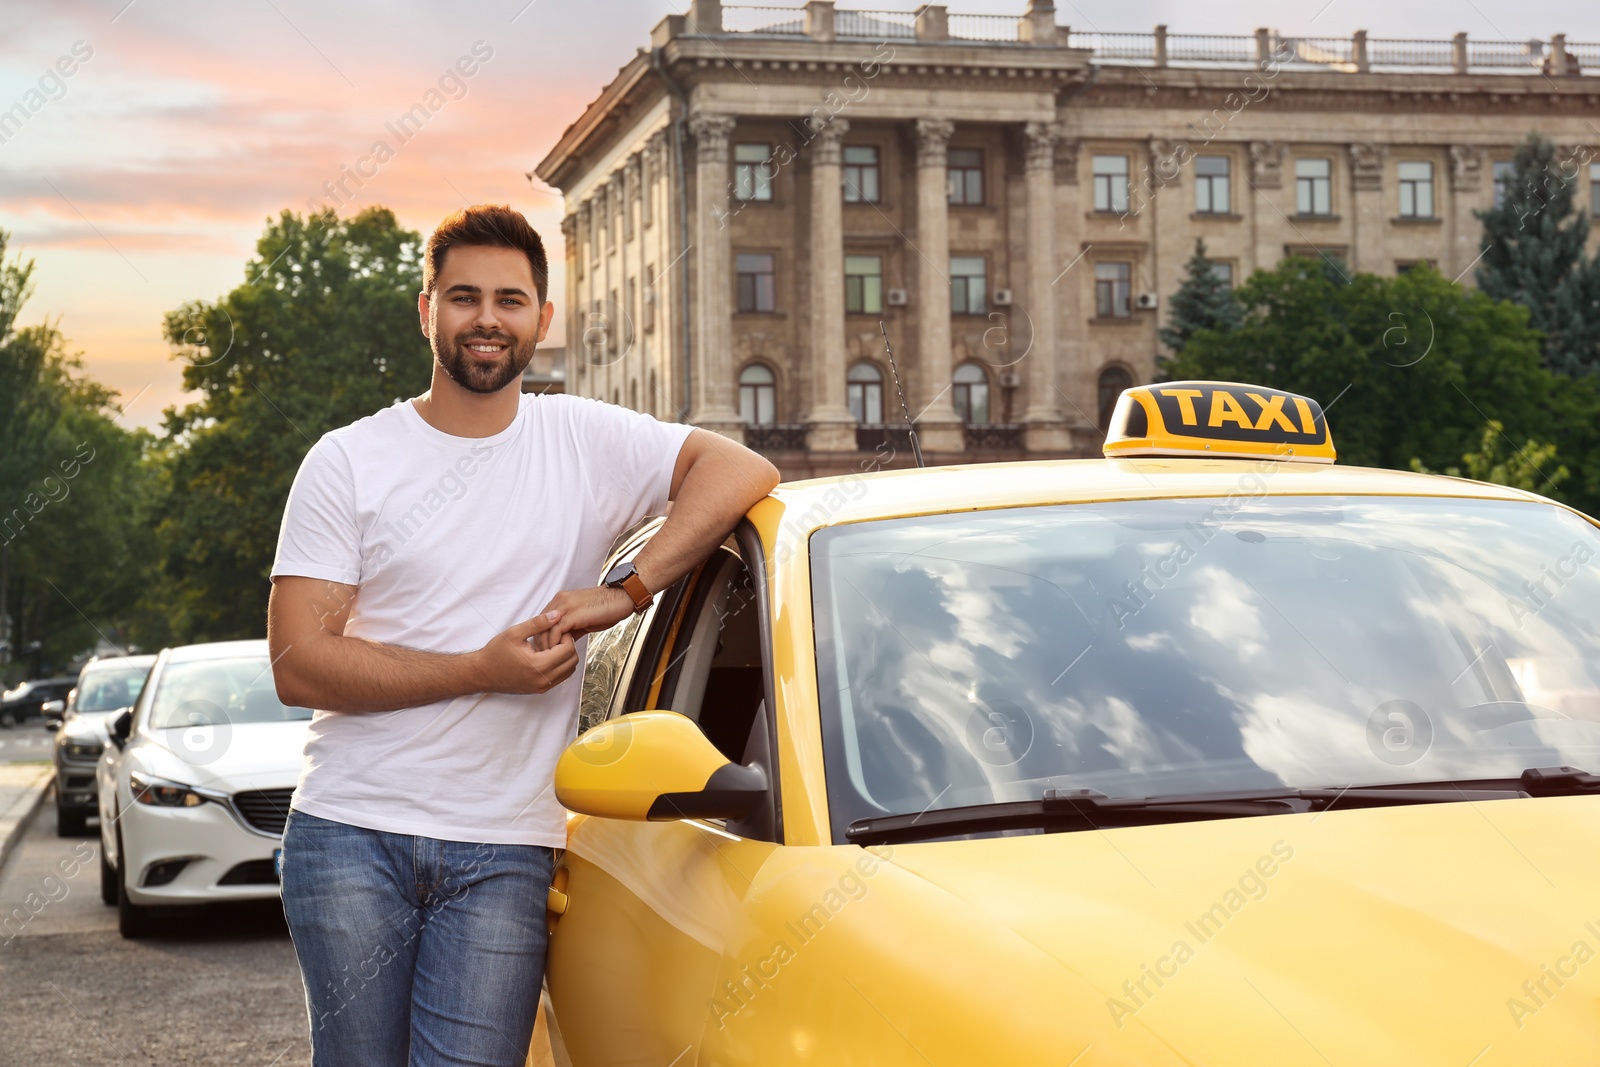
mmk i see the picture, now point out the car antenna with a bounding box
[879,320,924,468]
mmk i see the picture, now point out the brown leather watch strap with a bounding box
[620,571,653,614]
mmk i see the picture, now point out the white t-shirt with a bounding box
[270,392,694,847]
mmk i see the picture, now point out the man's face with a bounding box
[420,244,554,395]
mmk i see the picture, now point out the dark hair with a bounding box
[423,205,549,305]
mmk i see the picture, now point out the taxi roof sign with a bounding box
[1103,381,1337,463]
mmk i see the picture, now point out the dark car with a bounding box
[0,677,76,727]
[51,655,156,835]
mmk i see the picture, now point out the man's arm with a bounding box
[268,576,580,713]
[542,428,780,641]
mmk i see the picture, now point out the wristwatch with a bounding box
[603,560,654,615]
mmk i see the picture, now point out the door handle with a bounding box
[546,865,570,935]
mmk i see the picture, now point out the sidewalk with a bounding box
[0,764,53,875]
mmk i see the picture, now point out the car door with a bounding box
[98,656,160,870]
[545,532,782,1067]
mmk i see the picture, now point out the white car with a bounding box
[96,639,311,937]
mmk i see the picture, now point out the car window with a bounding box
[811,495,1600,842]
[147,657,312,729]
[75,667,152,713]
[653,551,765,764]
[579,611,652,734]
[577,536,658,733]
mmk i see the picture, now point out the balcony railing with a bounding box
[1165,33,1255,65]
[964,424,1025,451]
[948,14,1020,43]
[835,9,916,39]
[855,424,914,453]
[719,6,803,34]
[743,423,809,451]
[705,7,1596,76]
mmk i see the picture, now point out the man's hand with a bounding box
[540,586,637,646]
[475,611,581,693]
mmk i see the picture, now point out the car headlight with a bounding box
[64,741,102,760]
[130,772,208,808]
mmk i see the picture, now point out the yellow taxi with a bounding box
[540,382,1600,1065]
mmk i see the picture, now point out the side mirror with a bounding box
[41,699,65,721]
[555,711,766,822]
[109,709,133,749]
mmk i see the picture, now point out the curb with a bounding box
[0,770,54,878]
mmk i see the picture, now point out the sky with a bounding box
[1,0,1595,431]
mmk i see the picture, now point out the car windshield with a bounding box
[76,666,151,713]
[811,495,1600,842]
[148,657,312,729]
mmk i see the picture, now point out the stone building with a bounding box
[531,1,1600,477]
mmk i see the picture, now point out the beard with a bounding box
[434,328,537,395]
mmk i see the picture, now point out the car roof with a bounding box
[754,458,1552,541]
[81,655,157,673]
[161,639,270,664]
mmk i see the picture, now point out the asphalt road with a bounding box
[0,805,310,1066]
[0,722,56,764]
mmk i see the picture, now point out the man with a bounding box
[268,204,779,1066]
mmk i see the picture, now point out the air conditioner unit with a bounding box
[999,372,1022,388]
[1135,292,1159,310]
[992,288,1014,306]
[886,288,909,306]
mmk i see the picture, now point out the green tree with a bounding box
[1163,258,1564,481]
[0,229,156,676]
[1475,133,1600,377]
[1408,420,1569,493]
[1159,237,1242,355]
[153,207,433,641]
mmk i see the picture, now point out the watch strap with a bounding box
[618,570,653,613]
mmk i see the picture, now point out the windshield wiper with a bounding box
[844,767,1599,846]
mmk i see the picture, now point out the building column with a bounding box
[1448,144,1484,280]
[1248,141,1284,274]
[914,118,963,452]
[805,118,856,451]
[1349,142,1387,275]
[1021,121,1069,450]
[688,110,742,437]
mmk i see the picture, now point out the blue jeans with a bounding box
[280,810,555,1067]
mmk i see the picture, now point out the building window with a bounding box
[948,148,984,205]
[1210,261,1234,293]
[739,364,776,425]
[1295,158,1332,216]
[950,256,987,315]
[1396,260,1436,275]
[843,146,880,203]
[1098,366,1134,432]
[1398,161,1434,218]
[953,362,990,425]
[1094,262,1132,318]
[643,264,656,332]
[1194,155,1230,214]
[734,144,774,202]
[845,255,883,315]
[1093,155,1130,213]
[1493,160,1515,208]
[1591,163,1600,215]
[736,253,775,313]
[609,287,621,353]
[847,362,883,424]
